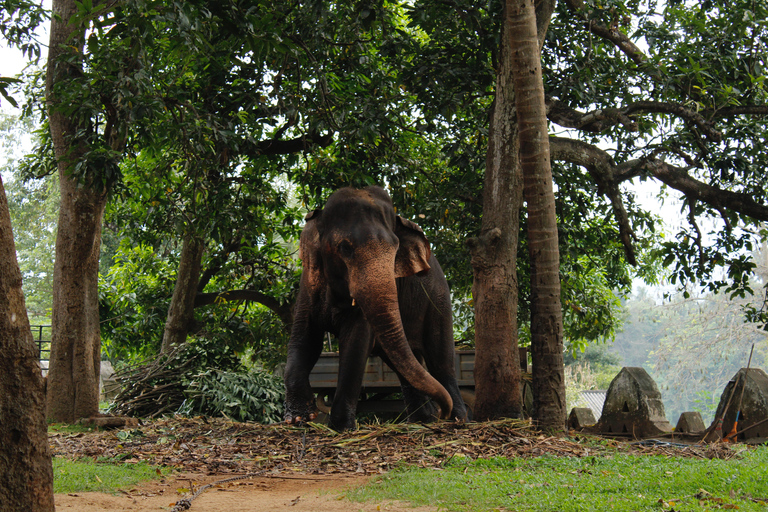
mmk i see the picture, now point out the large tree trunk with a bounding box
[161,233,205,353]
[45,0,105,423]
[468,0,524,421]
[510,0,566,431]
[0,176,55,511]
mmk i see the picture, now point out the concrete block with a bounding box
[675,411,706,433]
[711,368,768,442]
[569,407,597,430]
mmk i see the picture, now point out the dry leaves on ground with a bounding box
[49,416,739,478]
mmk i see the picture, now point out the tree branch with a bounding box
[546,97,637,132]
[625,158,768,221]
[546,98,722,141]
[194,290,293,325]
[239,131,334,158]
[709,105,768,118]
[550,137,768,224]
[550,137,636,264]
[561,0,647,66]
[626,101,721,142]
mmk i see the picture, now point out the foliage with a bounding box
[0,0,48,107]
[4,0,768,406]
[99,237,294,367]
[350,449,768,512]
[99,242,175,361]
[179,369,284,424]
[193,302,291,371]
[52,458,165,494]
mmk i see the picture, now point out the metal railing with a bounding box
[31,325,51,371]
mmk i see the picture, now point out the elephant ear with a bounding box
[299,209,324,289]
[394,216,432,278]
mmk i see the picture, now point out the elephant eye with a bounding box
[337,240,355,258]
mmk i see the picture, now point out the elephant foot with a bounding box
[328,409,357,432]
[284,412,318,425]
[406,399,440,423]
[284,399,319,425]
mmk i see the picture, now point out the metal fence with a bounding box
[31,325,51,372]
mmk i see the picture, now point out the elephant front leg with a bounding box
[284,322,324,425]
[329,320,373,431]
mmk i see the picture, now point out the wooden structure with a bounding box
[309,348,529,417]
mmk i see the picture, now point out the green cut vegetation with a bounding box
[349,447,768,512]
[53,457,166,494]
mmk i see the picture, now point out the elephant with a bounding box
[283,186,468,431]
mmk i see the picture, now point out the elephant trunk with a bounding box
[350,264,453,419]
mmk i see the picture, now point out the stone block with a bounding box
[594,367,672,438]
[675,411,706,433]
[100,360,120,402]
[568,407,597,430]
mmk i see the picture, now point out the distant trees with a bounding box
[0,115,57,321]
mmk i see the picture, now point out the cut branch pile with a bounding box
[49,417,741,478]
[109,346,196,418]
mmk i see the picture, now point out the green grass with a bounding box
[53,458,166,494]
[349,447,768,511]
[48,423,97,434]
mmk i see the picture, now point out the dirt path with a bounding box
[54,472,437,512]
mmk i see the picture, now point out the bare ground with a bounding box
[54,472,437,512]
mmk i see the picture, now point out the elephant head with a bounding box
[299,186,453,419]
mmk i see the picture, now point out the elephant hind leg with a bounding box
[378,351,440,423]
[400,382,440,423]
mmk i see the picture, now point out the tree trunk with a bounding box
[161,233,205,353]
[468,0,524,421]
[510,0,566,431]
[45,0,106,423]
[0,176,55,511]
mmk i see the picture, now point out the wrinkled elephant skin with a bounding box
[283,186,468,431]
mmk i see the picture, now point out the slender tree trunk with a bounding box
[45,0,106,423]
[469,0,523,420]
[510,0,566,431]
[0,176,55,511]
[161,233,205,353]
